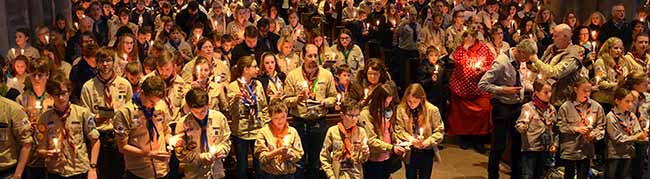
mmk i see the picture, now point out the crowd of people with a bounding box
[0,0,649,179]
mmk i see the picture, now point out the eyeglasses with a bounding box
[31,73,49,79]
[52,91,70,97]
[344,113,360,118]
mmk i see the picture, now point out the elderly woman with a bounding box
[447,29,494,153]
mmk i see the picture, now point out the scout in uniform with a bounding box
[142,51,188,122]
[175,88,231,179]
[188,57,227,112]
[557,78,606,179]
[394,84,445,179]
[112,76,172,179]
[320,100,370,179]
[36,74,101,179]
[5,28,41,62]
[79,47,132,179]
[226,56,269,178]
[0,96,32,179]
[283,44,338,178]
[254,102,304,178]
[604,88,647,179]
[16,57,54,179]
[181,39,230,84]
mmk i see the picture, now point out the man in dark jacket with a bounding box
[256,18,280,53]
[175,1,212,36]
[599,3,632,49]
[231,26,269,65]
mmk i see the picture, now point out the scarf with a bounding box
[55,103,75,155]
[574,99,592,126]
[532,95,550,113]
[337,122,356,160]
[133,93,158,141]
[193,111,209,152]
[98,73,117,108]
[237,79,259,119]
[301,67,320,94]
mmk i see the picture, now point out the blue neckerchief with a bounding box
[170,40,181,51]
[133,93,158,141]
[193,111,209,152]
[242,80,259,117]
[335,77,346,92]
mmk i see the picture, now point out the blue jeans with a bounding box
[233,135,261,179]
[405,149,434,179]
[292,118,327,179]
[521,151,551,179]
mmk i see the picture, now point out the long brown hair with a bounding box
[398,83,430,134]
[116,33,139,62]
[366,83,398,136]
[230,56,256,82]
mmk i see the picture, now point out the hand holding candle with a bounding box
[52,138,60,153]
[336,93,342,105]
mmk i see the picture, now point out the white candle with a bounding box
[645,120,649,131]
[138,16,143,25]
[537,6,540,10]
[474,60,482,69]
[587,116,594,126]
[283,135,291,148]
[364,88,369,99]
[149,40,154,47]
[74,22,79,29]
[52,138,59,152]
[510,20,515,28]
[434,64,440,74]
[595,76,601,85]
[214,75,222,83]
[376,20,380,26]
[11,48,15,56]
[35,100,42,110]
[209,145,218,155]
[366,23,370,30]
[20,49,24,55]
[336,93,341,104]
[591,31,597,40]
[528,34,533,39]
[463,26,467,31]
[591,41,597,50]
[167,134,181,151]
[418,128,424,139]
[196,34,201,40]
[12,77,17,83]
[517,29,521,34]
[45,35,50,44]
[196,66,202,78]
[123,53,128,61]
[537,74,543,80]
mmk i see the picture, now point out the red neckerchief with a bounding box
[631,51,647,67]
[532,95,550,112]
[613,110,634,135]
[301,67,319,91]
[337,122,356,160]
[271,123,289,150]
[574,100,592,126]
[97,73,116,108]
[531,98,554,130]
[236,78,258,119]
[55,103,76,155]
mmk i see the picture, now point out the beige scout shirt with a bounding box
[227,80,269,140]
[5,46,41,62]
[393,102,445,164]
[623,52,650,75]
[605,108,644,159]
[113,54,141,77]
[0,97,32,170]
[283,67,338,120]
[80,76,133,132]
[592,56,632,105]
[175,110,231,179]
[143,73,189,122]
[330,44,364,75]
[164,40,194,63]
[515,102,558,152]
[36,104,99,177]
[358,106,395,160]
[17,90,54,167]
[275,53,302,75]
[320,125,369,179]
[254,125,303,175]
[112,101,171,179]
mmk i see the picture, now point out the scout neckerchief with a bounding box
[97,73,116,108]
[237,78,259,118]
[271,122,289,160]
[410,107,422,136]
[613,110,634,135]
[34,90,47,114]
[301,67,320,95]
[55,103,76,155]
[269,72,282,93]
[574,99,592,126]
[337,122,356,160]
[133,94,158,141]
[193,111,209,152]
[161,74,177,115]
[341,46,351,64]
[532,96,553,129]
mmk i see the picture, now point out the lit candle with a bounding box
[642,18,645,22]
[537,74,543,80]
[645,120,649,131]
[591,31,597,40]
[213,20,218,29]
[167,134,181,151]
[366,23,370,30]
[82,14,86,19]
[537,6,540,10]
[11,48,15,56]
[391,19,396,27]
[74,22,79,29]
[12,77,17,83]
[123,53,128,62]
[302,81,308,90]
[336,93,341,105]
[138,16,143,25]
[434,64,440,74]
[591,41,597,51]
[209,145,218,155]
[149,40,154,47]
[587,116,594,126]
[364,88,369,99]
[463,26,467,31]
[595,75,601,85]
[518,3,522,7]
[474,60,483,69]
[196,65,202,78]
[52,138,60,152]
[510,20,515,28]
[45,35,50,44]
[517,29,521,34]
[195,34,201,40]
[214,75,222,83]
[20,49,24,55]
[35,100,42,110]
[283,135,291,148]
[418,128,424,139]
[376,20,380,26]
[528,34,533,39]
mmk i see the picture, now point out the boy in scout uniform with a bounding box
[0,96,33,179]
[254,102,304,178]
[112,76,172,179]
[80,47,132,179]
[283,44,338,178]
[36,74,101,179]
[142,51,188,122]
[320,100,370,179]
[16,57,53,179]
[175,88,231,179]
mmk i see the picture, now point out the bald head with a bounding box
[552,24,572,49]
